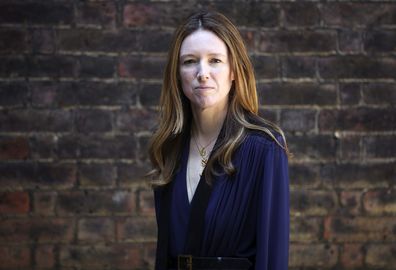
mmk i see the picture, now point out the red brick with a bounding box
[79,162,116,187]
[324,216,396,242]
[337,135,362,160]
[0,218,74,243]
[33,191,57,216]
[290,217,322,242]
[340,191,362,215]
[114,108,158,133]
[118,162,150,187]
[116,216,157,242]
[289,244,338,268]
[291,190,337,216]
[0,191,29,214]
[0,246,30,269]
[289,164,321,188]
[363,189,396,215]
[76,2,116,28]
[123,3,158,27]
[78,218,115,243]
[366,244,396,267]
[60,244,144,269]
[118,55,166,79]
[138,189,155,216]
[57,190,135,216]
[35,245,55,268]
[341,244,364,268]
[0,136,30,160]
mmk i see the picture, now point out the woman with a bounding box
[148,10,290,270]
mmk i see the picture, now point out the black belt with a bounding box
[168,255,252,270]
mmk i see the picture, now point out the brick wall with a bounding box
[0,1,395,269]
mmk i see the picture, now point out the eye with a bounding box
[182,59,196,65]
[210,58,222,64]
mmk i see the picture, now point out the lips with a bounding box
[194,86,214,90]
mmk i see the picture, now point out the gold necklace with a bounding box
[192,135,217,167]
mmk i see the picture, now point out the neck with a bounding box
[191,102,228,143]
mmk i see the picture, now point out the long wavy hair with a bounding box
[148,10,289,186]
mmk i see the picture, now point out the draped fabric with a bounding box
[154,132,290,270]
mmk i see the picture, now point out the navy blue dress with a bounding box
[154,132,289,270]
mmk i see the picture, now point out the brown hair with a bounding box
[148,10,289,185]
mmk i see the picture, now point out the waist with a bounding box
[168,255,252,270]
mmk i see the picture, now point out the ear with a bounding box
[230,70,235,81]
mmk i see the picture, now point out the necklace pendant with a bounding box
[201,158,207,167]
[199,147,206,157]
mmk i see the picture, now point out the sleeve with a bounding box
[255,142,290,270]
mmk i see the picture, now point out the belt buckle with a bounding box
[178,254,193,270]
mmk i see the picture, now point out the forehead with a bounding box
[179,29,228,57]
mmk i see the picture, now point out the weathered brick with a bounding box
[35,245,55,268]
[251,55,279,79]
[258,83,337,106]
[259,31,336,53]
[291,190,337,216]
[0,218,74,243]
[29,134,57,159]
[280,109,316,132]
[123,3,161,27]
[79,56,115,78]
[33,191,56,216]
[140,30,173,53]
[78,218,115,243]
[341,244,364,268]
[75,109,113,133]
[60,244,144,269]
[339,83,361,105]
[118,55,166,79]
[0,29,26,53]
[322,3,396,27]
[0,136,30,160]
[0,162,77,190]
[321,163,394,189]
[57,190,135,216]
[76,2,116,28]
[32,81,138,107]
[27,55,78,78]
[318,56,396,79]
[0,56,26,78]
[57,135,136,159]
[258,108,278,124]
[137,136,151,162]
[114,108,158,133]
[0,81,29,107]
[116,216,156,242]
[337,135,361,160]
[363,189,396,215]
[363,135,396,159]
[288,135,336,160]
[338,30,361,53]
[58,29,139,52]
[340,191,362,216]
[363,83,396,105]
[140,83,161,107]
[319,108,396,132]
[324,216,396,242]
[283,3,320,27]
[365,30,396,53]
[0,191,29,214]
[290,217,322,242]
[0,109,73,132]
[0,246,30,269]
[289,244,338,268]
[0,2,73,25]
[79,162,116,187]
[281,56,316,78]
[366,244,396,268]
[117,162,150,187]
[229,3,280,27]
[138,189,155,216]
[31,29,55,54]
[289,163,321,188]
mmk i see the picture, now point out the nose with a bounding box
[197,62,209,82]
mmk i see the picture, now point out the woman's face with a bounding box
[179,29,234,111]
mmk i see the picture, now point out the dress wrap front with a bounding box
[154,133,290,270]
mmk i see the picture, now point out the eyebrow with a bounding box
[180,53,227,59]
